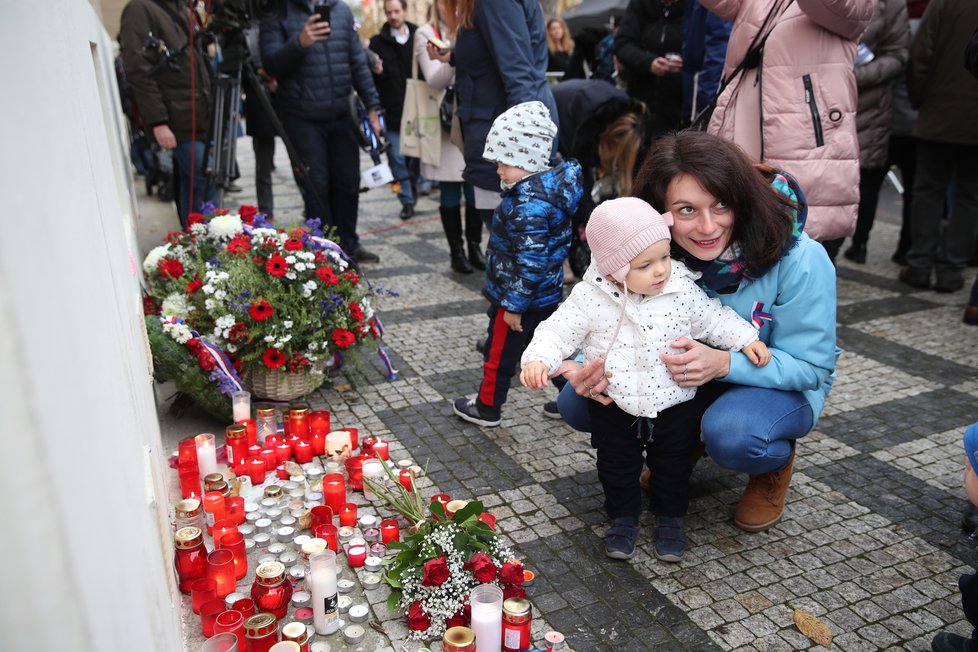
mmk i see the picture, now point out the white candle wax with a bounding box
[470,584,503,652]
[309,551,340,635]
[361,460,385,501]
[232,390,251,422]
[195,433,218,479]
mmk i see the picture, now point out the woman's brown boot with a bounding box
[734,449,795,532]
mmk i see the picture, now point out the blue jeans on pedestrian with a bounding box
[557,381,812,475]
[281,113,362,251]
[385,130,415,206]
[173,140,218,226]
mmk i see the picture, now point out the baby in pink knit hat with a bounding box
[520,197,769,562]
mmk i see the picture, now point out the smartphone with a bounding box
[314,2,330,24]
[426,34,449,52]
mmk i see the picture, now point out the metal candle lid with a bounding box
[255,561,287,585]
[226,423,247,439]
[175,498,202,519]
[204,472,224,485]
[264,485,284,499]
[244,613,277,637]
[173,526,203,549]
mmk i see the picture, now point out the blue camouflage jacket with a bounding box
[483,160,583,313]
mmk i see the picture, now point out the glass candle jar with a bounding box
[179,466,202,500]
[201,599,227,638]
[255,408,278,446]
[232,390,252,422]
[309,410,331,436]
[221,530,249,580]
[247,457,266,485]
[175,498,205,532]
[288,407,311,440]
[191,578,218,614]
[214,609,246,651]
[312,524,338,553]
[443,626,477,652]
[501,597,532,652]
[225,497,246,526]
[309,431,326,457]
[337,503,357,527]
[251,561,293,619]
[243,612,279,652]
[238,418,258,448]
[360,436,377,456]
[280,621,311,652]
[293,440,313,464]
[260,449,278,473]
[196,433,219,479]
[372,439,389,461]
[203,492,226,534]
[344,455,366,491]
[226,424,249,469]
[213,520,239,549]
[174,526,208,593]
[201,632,239,652]
[207,549,237,598]
[380,519,399,545]
[342,427,359,450]
[346,544,366,568]
[398,469,414,492]
[322,474,346,513]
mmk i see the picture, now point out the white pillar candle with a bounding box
[361,459,385,501]
[231,390,251,422]
[325,431,352,456]
[195,433,218,479]
[309,550,340,635]
[470,583,503,652]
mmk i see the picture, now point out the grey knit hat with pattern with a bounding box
[482,101,556,173]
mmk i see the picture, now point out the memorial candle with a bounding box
[325,431,351,457]
[398,469,413,492]
[196,433,218,479]
[372,439,389,461]
[322,474,346,513]
[179,438,198,466]
[260,448,278,471]
[346,544,366,568]
[246,457,266,485]
[309,410,331,436]
[343,427,359,450]
[179,467,202,499]
[212,520,238,548]
[237,418,257,447]
[337,503,357,527]
[361,460,384,501]
[360,437,376,456]
[203,492,226,534]
[289,408,310,440]
[255,407,278,445]
[293,440,313,464]
[206,549,236,598]
[470,584,504,652]
[225,424,249,469]
[309,431,326,456]
[309,550,340,635]
[381,519,399,545]
[275,443,292,464]
[312,524,338,553]
[265,434,285,449]
[232,390,251,421]
[345,455,366,491]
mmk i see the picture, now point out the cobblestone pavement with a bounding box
[144,137,978,651]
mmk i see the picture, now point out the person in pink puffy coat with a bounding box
[702,0,876,248]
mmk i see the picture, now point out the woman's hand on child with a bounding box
[660,337,731,387]
[520,362,550,390]
[743,341,771,367]
[555,358,614,405]
[503,310,523,332]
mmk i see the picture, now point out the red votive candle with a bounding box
[203,492,226,534]
[343,427,359,450]
[338,503,357,527]
[212,519,238,548]
[347,544,366,568]
[236,418,257,447]
[372,439,389,461]
[247,444,262,459]
[345,455,366,490]
[179,438,198,466]
[265,434,285,449]
[200,598,226,637]
[398,469,413,492]
[309,431,326,456]
[361,436,376,456]
[289,408,310,440]
[220,530,249,580]
[322,474,346,513]
[232,597,256,618]
[260,448,278,472]
[276,465,290,480]
[310,410,331,436]
[206,549,236,598]
[293,440,313,464]
[214,609,245,651]
[381,519,400,545]
[225,424,249,468]
[180,467,202,499]
[313,524,338,552]
[191,578,217,614]
[225,497,245,526]
[246,457,266,485]
[310,505,333,529]
[274,443,292,464]
[431,493,451,519]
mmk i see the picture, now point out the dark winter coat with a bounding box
[855,0,909,168]
[907,0,978,145]
[259,0,379,121]
[118,0,212,142]
[681,0,731,122]
[369,22,418,128]
[614,0,685,133]
[454,0,557,192]
[484,161,583,313]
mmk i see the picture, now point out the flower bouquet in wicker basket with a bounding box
[143,207,391,403]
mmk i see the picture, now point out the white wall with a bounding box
[0,2,181,650]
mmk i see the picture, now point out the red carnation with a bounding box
[503,584,527,600]
[498,561,523,586]
[249,298,274,321]
[228,353,243,373]
[348,302,364,321]
[316,266,339,285]
[421,554,450,587]
[464,552,498,583]
[158,258,185,279]
[228,322,249,342]
[289,354,310,373]
[289,228,306,239]
[213,208,230,216]
[185,338,202,353]
[186,212,204,228]
[331,328,356,349]
[186,278,203,294]
[407,601,432,632]
[196,352,217,372]
[262,347,286,369]
[142,297,158,315]
[284,237,304,251]
[238,205,258,223]
[265,254,288,277]
[228,235,251,255]
[314,251,328,263]
[477,512,497,530]
[343,271,360,284]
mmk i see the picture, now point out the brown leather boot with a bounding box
[734,449,795,532]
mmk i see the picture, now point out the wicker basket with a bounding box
[245,366,326,401]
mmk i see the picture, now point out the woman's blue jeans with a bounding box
[557,381,813,475]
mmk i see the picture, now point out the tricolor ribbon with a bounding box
[160,316,245,393]
[751,302,773,329]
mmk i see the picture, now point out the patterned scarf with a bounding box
[671,172,807,294]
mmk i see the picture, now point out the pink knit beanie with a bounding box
[585,197,674,282]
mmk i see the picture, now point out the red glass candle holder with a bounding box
[347,544,366,568]
[372,439,389,461]
[260,448,278,471]
[309,410,331,436]
[345,455,366,491]
[265,433,285,448]
[191,578,217,614]
[237,418,257,447]
[174,527,208,592]
[275,465,290,480]
[214,609,245,651]
[225,424,249,468]
[293,440,313,464]
[207,549,237,598]
[309,431,326,456]
[225,496,246,526]
[431,493,451,520]
[312,524,338,552]
[251,562,293,619]
[322,473,346,512]
[220,530,249,580]
[289,409,310,440]
[179,438,198,466]
[381,519,400,545]
[343,427,359,450]
[274,443,292,464]
[246,457,266,485]
[338,503,357,527]
[247,444,262,458]
[232,597,256,618]
[398,469,414,492]
[203,492,226,534]
[310,505,333,529]
[200,598,226,637]
[361,436,377,456]
[179,467,202,500]
[212,519,238,548]
[282,412,292,438]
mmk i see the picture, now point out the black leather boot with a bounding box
[440,206,472,273]
[465,206,486,270]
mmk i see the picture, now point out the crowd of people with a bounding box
[119,0,977,646]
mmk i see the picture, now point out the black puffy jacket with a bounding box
[260,0,379,121]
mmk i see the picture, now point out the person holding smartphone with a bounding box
[260,0,383,263]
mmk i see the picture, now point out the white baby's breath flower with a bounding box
[189,223,207,236]
[308,342,318,351]
[207,213,243,240]
[278,334,292,344]
[264,335,276,343]
[205,298,216,311]
[214,289,227,301]
[160,293,190,318]
[283,320,294,328]
[142,245,171,274]
[215,315,235,329]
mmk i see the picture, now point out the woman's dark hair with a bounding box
[633,131,796,274]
